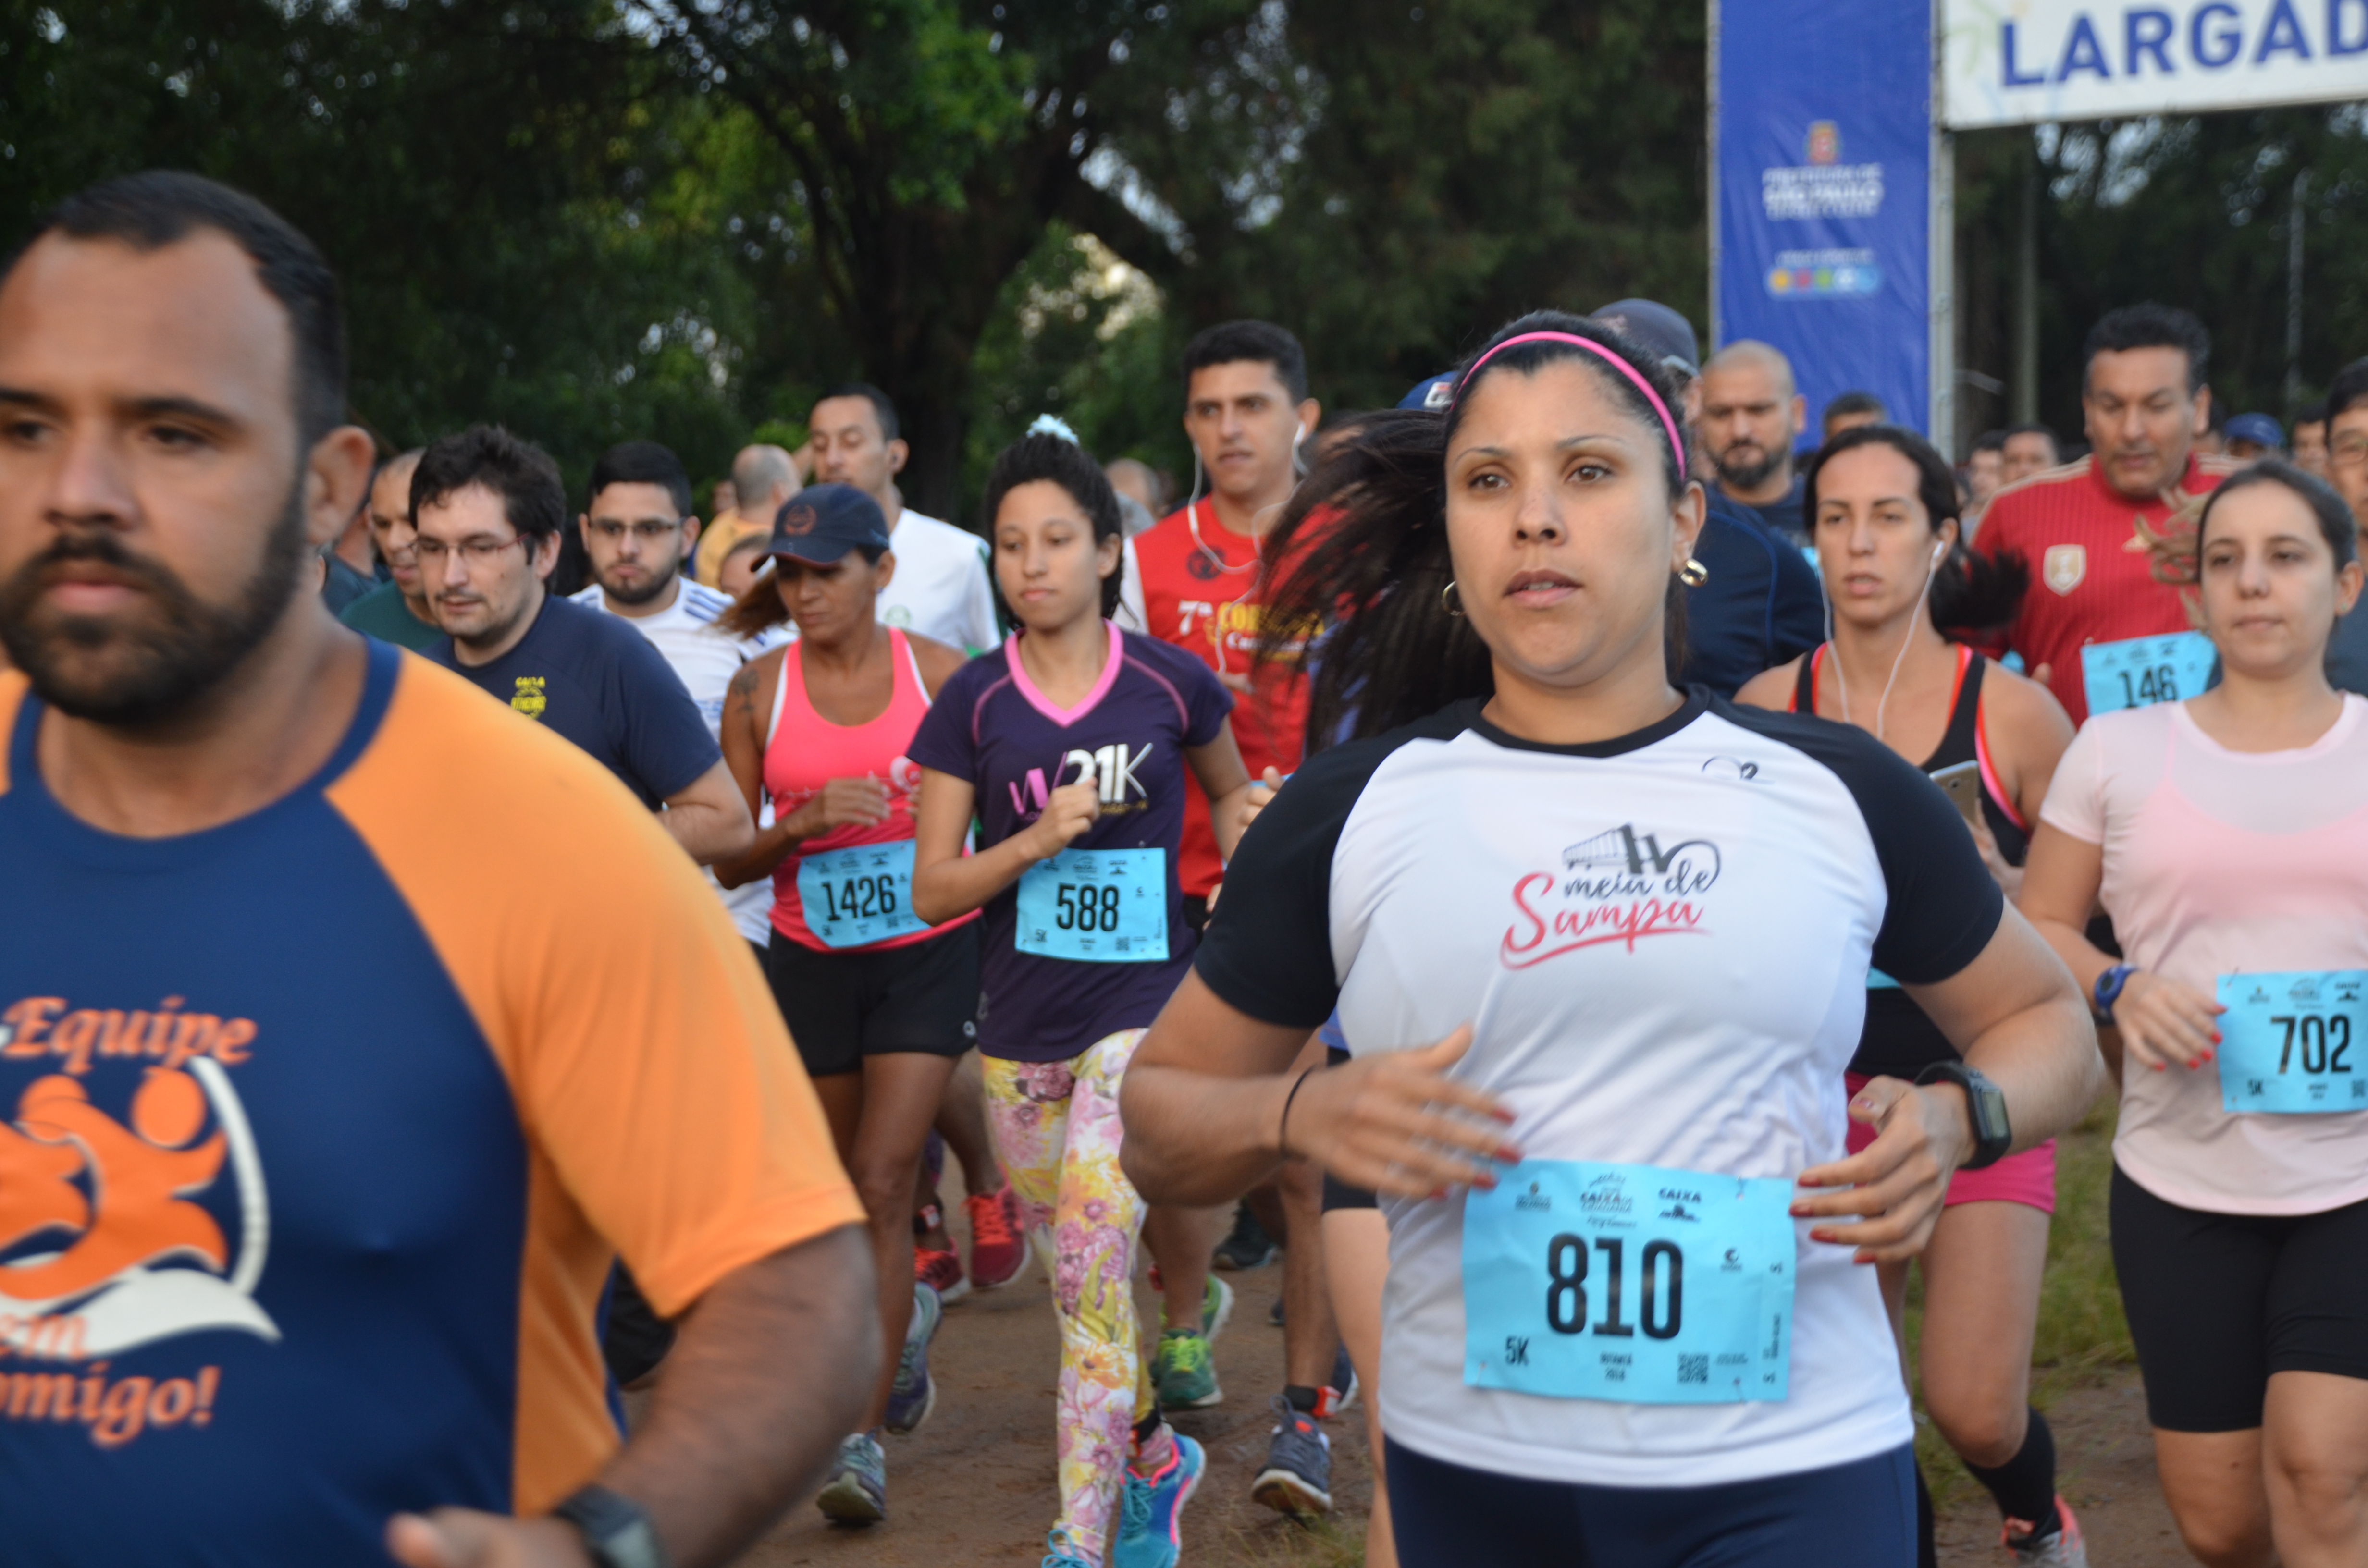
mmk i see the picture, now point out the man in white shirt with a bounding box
[807,383,1000,652]
[568,439,780,949]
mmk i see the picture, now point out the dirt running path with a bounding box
[1936,1369,2189,1566]
[743,1224,1373,1568]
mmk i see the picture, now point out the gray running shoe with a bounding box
[1250,1394,1332,1517]
[815,1431,886,1525]
[2004,1497,2089,1567]
[884,1281,942,1435]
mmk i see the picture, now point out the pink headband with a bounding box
[1452,331,1688,482]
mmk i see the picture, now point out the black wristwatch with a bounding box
[552,1485,669,1568]
[1914,1061,2012,1171]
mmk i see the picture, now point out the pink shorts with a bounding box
[1842,1072,2056,1213]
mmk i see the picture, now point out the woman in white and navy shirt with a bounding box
[1118,312,2102,1568]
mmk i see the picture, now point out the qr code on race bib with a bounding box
[1678,1355,1708,1385]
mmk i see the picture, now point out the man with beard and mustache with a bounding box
[415,424,754,868]
[1699,340,1812,545]
[0,170,874,1568]
[568,438,781,948]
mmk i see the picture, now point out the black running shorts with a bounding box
[2111,1163,2368,1432]
[764,923,981,1079]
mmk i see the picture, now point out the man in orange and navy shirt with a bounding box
[0,172,874,1568]
[1974,304,2237,726]
[1132,321,1326,925]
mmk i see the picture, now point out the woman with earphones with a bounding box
[1738,424,2081,1567]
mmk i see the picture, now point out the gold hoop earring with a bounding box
[1677,557,1710,588]
[1441,580,1466,617]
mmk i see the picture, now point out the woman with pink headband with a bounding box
[1115,310,2101,1568]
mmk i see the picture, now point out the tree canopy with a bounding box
[4,0,2364,522]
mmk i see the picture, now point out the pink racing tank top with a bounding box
[763,628,973,952]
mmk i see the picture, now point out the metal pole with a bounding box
[1928,0,1954,446]
[2288,169,2309,414]
[1707,0,1723,353]
[2011,136,2039,424]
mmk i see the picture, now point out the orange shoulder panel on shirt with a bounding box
[323,652,861,1511]
[0,672,22,795]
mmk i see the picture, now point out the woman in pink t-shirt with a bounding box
[2023,459,2368,1568]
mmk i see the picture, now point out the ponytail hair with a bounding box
[1803,423,2028,638]
[1256,310,1693,748]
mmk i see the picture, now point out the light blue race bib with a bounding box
[797,841,928,948]
[2217,971,2368,1114]
[1015,848,1168,964]
[2081,632,2215,715]
[1463,1160,1795,1405]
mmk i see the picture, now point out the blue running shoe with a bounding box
[1251,1394,1332,1517]
[1041,1527,1096,1568]
[1115,1432,1205,1568]
[814,1431,885,1525]
[885,1281,942,1435]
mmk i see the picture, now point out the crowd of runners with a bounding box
[1,168,2366,1568]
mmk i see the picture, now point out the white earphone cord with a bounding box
[1833,539,1947,743]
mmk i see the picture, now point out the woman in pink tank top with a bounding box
[713,483,1006,1526]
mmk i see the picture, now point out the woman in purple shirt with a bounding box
[911,432,1255,1568]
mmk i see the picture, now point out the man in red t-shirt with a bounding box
[1975,304,2237,726]
[1130,319,1346,1515]
[1134,320,1325,916]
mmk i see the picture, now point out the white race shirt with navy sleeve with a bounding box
[1196,692,2003,1488]
[570,579,783,942]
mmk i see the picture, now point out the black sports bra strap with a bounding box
[1790,645,1824,714]
[1928,649,1984,770]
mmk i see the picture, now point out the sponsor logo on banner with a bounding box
[1761,119,1886,222]
[2044,543,2087,595]
[1501,824,1719,969]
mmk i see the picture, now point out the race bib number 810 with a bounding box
[1462,1160,1794,1405]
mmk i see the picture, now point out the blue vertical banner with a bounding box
[1714,0,1935,437]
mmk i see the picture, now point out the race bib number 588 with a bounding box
[1462,1160,1794,1405]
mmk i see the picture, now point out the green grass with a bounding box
[1908,1095,2133,1510]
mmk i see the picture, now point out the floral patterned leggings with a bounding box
[982,1029,1159,1566]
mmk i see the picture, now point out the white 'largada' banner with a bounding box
[1943,0,2368,128]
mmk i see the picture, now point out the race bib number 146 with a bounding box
[1462,1160,1794,1405]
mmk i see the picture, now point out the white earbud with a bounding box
[1294,420,1307,444]
[1930,540,1947,566]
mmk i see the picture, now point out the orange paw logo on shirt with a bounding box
[510,676,548,719]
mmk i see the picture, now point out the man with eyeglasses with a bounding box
[569,438,780,949]
[417,423,754,866]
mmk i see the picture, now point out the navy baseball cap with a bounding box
[766,482,892,564]
[1398,372,1457,411]
[2225,412,2284,450]
[1590,298,1701,380]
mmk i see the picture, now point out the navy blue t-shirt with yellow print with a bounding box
[425,591,719,808]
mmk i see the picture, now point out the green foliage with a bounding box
[1958,107,2368,439]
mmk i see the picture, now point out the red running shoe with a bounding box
[914,1244,969,1305]
[964,1186,1029,1291]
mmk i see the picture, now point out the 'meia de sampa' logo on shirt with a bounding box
[1501,824,1720,969]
